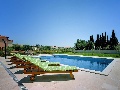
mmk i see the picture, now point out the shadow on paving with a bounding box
[19,74,74,83]
[14,70,24,74]
[6,60,12,62]
[7,66,16,69]
[8,63,13,65]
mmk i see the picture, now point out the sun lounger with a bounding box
[23,58,78,81]
[11,53,46,63]
[23,56,60,66]
[10,54,60,68]
[10,53,22,62]
[10,53,78,81]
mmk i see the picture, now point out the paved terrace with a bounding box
[0,56,120,90]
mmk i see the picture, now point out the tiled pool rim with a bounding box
[32,54,118,76]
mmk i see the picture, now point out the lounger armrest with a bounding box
[48,64,60,66]
[41,60,46,62]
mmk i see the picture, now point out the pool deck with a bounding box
[0,55,120,90]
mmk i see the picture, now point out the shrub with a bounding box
[40,50,53,54]
[0,51,5,57]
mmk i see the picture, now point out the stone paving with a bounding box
[0,58,20,90]
[0,56,120,90]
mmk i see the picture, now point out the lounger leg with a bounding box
[16,64,18,68]
[24,67,27,73]
[30,74,35,81]
[70,72,75,79]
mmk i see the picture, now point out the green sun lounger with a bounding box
[24,58,78,81]
[23,56,60,66]
[11,54,60,68]
[10,53,78,81]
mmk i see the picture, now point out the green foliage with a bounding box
[74,39,87,50]
[36,44,40,48]
[0,51,4,57]
[74,39,95,50]
[39,45,51,51]
[12,44,21,51]
[115,45,120,52]
[86,41,94,50]
[109,30,119,50]
[22,45,32,51]
[90,35,94,43]
[75,30,119,50]
[105,45,110,50]
[2,46,13,56]
[12,44,33,51]
[40,50,53,54]
[39,47,73,54]
[63,52,120,58]
[33,50,40,55]
[6,46,13,55]
[95,34,100,50]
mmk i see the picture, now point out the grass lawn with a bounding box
[54,52,120,58]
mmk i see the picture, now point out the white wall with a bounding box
[8,41,13,47]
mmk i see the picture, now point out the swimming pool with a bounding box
[40,55,113,72]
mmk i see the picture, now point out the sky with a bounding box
[0,0,120,47]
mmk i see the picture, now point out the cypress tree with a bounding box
[75,39,80,50]
[107,35,109,45]
[90,35,94,43]
[105,35,110,50]
[101,33,104,49]
[90,36,92,41]
[110,30,119,50]
[95,34,100,50]
[105,32,106,41]
[103,32,107,49]
[104,32,107,47]
[92,35,94,43]
[100,35,102,49]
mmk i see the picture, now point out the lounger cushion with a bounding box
[44,66,77,71]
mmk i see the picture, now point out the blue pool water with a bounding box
[40,55,113,72]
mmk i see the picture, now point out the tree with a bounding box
[109,30,119,50]
[40,46,51,50]
[6,46,13,55]
[22,45,32,51]
[115,44,120,54]
[95,32,107,50]
[75,30,119,50]
[86,40,94,50]
[44,46,51,50]
[95,34,100,50]
[101,32,107,49]
[90,35,94,43]
[12,44,21,51]
[106,35,109,46]
[74,39,80,50]
[104,32,107,47]
[74,39,87,50]
[36,44,40,48]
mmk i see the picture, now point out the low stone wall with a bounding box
[74,50,120,54]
